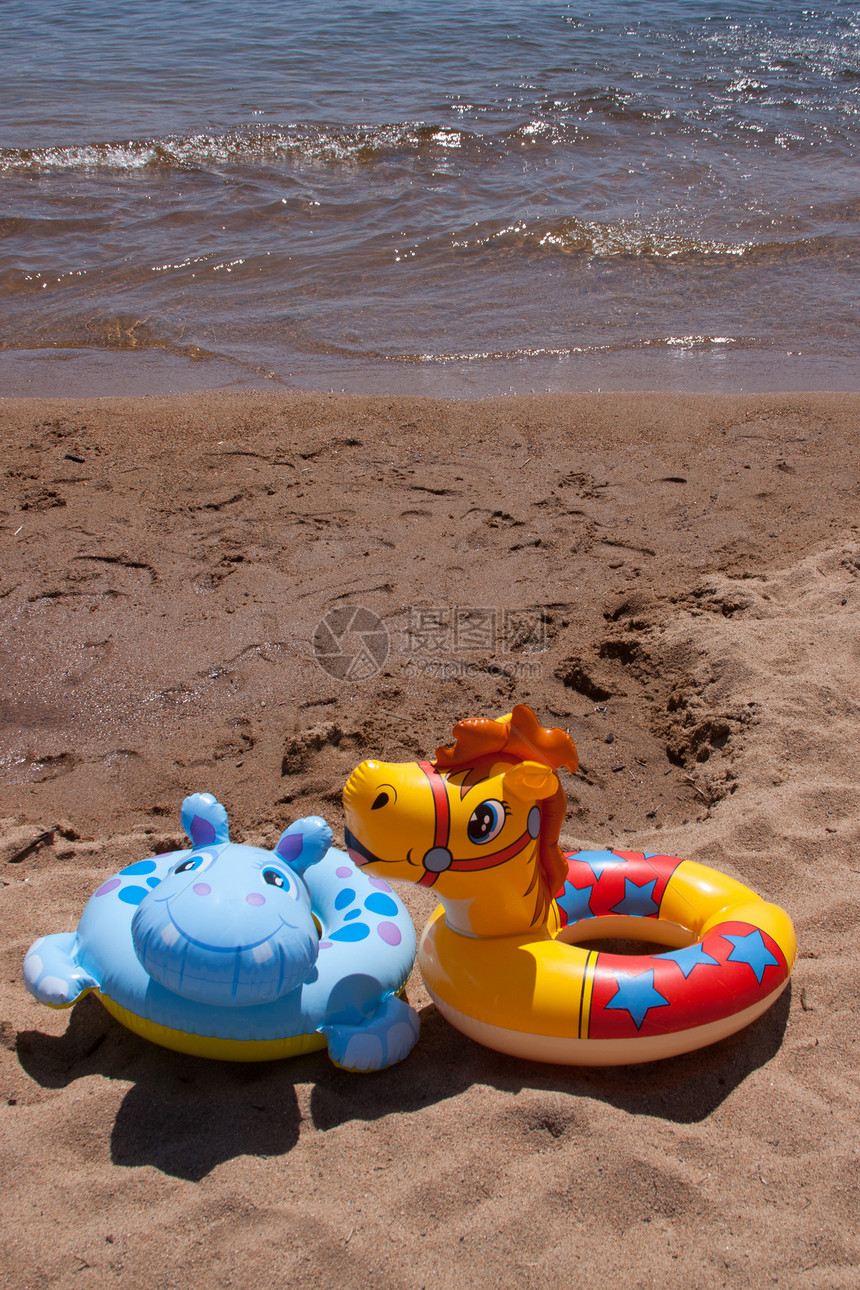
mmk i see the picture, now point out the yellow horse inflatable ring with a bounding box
[343,705,796,1065]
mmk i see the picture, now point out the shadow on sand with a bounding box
[16,984,791,1180]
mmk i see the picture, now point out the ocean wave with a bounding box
[394,336,742,364]
[0,124,476,174]
[5,97,849,179]
[532,219,750,259]
[450,217,857,263]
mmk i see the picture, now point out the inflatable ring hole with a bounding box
[311,912,323,938]
[557,914,695,954]
[574,937,674,956]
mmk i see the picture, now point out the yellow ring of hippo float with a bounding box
[343,705,796,1066]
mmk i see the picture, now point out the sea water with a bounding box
[1,0,858,396]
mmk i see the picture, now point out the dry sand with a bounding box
[1,390,859,1289]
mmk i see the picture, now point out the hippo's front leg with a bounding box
[23,933,99,1008]
[320,994,420,1072]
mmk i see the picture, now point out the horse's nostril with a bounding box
[371,792,390,810]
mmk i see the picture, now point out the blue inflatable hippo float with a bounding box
[23,794,420,1071]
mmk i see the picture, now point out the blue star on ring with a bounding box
[724,929,780,984]
[605,969,671,1030]
[558,882,595,923]
[655,942,720,978]
[572,849,626,879]
[610,877,659,917]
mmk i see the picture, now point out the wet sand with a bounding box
[2,390,859,1288]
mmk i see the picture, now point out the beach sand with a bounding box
[2,390,859,1288]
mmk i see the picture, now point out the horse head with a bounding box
[343,706,577,937]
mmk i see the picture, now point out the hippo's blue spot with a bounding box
[146,876,160,888]
[328,923,370,943]
[364,892,399,917]
[117,885,150,906]
[120,859,158,877]
[344,909,361,921]
[334,888,356,910]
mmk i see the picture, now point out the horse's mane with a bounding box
[434,704,578,907]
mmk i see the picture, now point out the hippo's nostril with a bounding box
[246,893,265,906]
[371,792,390,810]
[193,882,211,896]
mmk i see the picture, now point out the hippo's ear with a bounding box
[275,815,333,875]
[180,793,230,847]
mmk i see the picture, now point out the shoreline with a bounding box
[2,388,859,1288]
[4,345,860,402]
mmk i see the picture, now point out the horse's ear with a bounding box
[502,761,559,802]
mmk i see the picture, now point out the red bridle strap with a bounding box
[448,829,534,871]
[418,759,450,850]
[416,759,538,887]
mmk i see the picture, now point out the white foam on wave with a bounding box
[0,123,471,174]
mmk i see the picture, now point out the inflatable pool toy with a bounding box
[344,707,796,1065]
[23,795,419,1070]
[23,794,419,1071]
[343,705,796,1065]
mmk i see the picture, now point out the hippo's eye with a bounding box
[173,853,214,875]
[263,868,292,893]
[467,800,507,845]
[371,784,396,810]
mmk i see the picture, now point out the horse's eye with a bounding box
[263,868,288,889]
[467,800,506,845]
[371,784,396,809]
